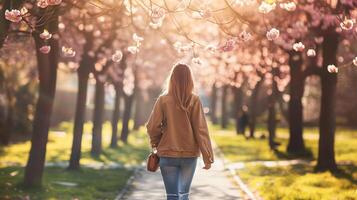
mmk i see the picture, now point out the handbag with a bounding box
[146,148,159,172]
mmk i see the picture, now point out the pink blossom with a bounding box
[58,23,65,30]
[239,31,252,42]
[293,42,305,52]
[219,38,236,52]
[327,64,338,73]
[340,19,354,31]
[112,50,123,62]
[266,28,280,41]
[353,57,357,67]
[40,29,52,40]
[40,45,51,54]
[37,0,61,8]
[62,46,76,57]
[47,0,62,5]
[5,9,22,23]
[258,2,276,14]
[37,0,49,8]
[307,49,316,57]
[280,2,296,11]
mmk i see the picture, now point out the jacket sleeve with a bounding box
[146,97,164,148]
[190,97,214,164]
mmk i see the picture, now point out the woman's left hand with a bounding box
[203,163,211,170]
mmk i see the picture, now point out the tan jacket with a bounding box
[146,94,214,164]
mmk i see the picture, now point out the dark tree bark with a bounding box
[24,14,59,187]
[268,69,279,149]
[68,70,90,169]
[110,86,122,148]
[120,93,134,143]
[133,88,145,130]
[91,81,105,156]
[0,87,14,145]
[68,34,94,170]
[0,100,13,145]
[248,78,264,138]
[233,86,244,135]
[221,85,228,129]
[210,83,218,124]
[267,101,276,148]
[287,51,306,153]
[316,31,339,171]
[277,94,289,123]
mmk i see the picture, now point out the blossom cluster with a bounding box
[37,0,62,9]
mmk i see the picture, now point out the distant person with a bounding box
[238,106,249,136]
[146,63,214,200]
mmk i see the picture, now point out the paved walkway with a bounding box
[120,151,242,200]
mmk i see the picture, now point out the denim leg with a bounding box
[178,158,197,200]
[160,157,180,200]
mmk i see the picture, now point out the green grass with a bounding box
[0,121,149,167]
[211,124,357,200]
[239,164,357,200]
[0,121,150,199]
[212,125,357,163]
[0,166,132,200]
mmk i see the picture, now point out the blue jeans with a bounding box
[159,157,197,200]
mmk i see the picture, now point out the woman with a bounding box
[146,63,214,200]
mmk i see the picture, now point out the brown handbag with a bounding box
[147,150,160,172]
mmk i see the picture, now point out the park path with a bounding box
[118,146,243,200]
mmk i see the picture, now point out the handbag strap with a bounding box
[152,147,158,154]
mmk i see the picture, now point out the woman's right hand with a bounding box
[203,163,211,170]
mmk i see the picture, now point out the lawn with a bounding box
[211,124,357,200]
[0,121,150,200]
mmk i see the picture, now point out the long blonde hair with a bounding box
[162,63,194,111]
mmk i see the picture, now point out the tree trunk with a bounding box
[0,88,13,145]
[268,71,278,149]
[0,104,12,145]
[24,15,59,187]
[233,86,244,135]
[267,102,276,148]
[249,78,263,138]
[91,81,105,156]
[68,72,89,170]
[210,83,218,124]
[68,34,94,170]
[287,51,306,153]
[221,85,228,129]
[133,89,144,130]
[316,31,339,171]
[120,94,134,143]
[110,86,122,148]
